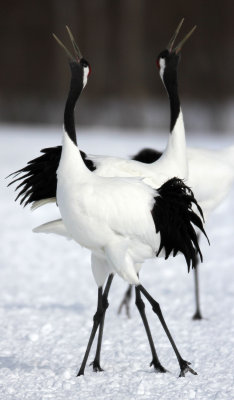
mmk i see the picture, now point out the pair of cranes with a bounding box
[8,20,234,377]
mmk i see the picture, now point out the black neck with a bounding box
[64,62,83,146]
[168,80,180,132]
[163,69,180,133]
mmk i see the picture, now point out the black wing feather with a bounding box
[7,146,96,206]
[152,177,209,272]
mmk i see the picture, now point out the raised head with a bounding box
[156,19,196,82]
[53,26,91,91]
[53,27,91,145]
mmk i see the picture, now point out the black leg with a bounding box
[192,257,203,320]
[117,284,132,318]
[90,274,114,372]
[135,286,167,373]
[77,286,105,376]
[138,284,197,377]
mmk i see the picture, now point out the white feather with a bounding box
[186,146,234,216]
[83,66,89,88]
[87,141,234,219]
[33,218,72,239]
[90,111,187,188]
[159,58,166,80]
[91,253,113,287]
[31,197,56,210]
[56,133,161,285]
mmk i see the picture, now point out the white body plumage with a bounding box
[186,146,234,216]
[85,143,234,218]
[56,132,162,285]
[90,111,187,188]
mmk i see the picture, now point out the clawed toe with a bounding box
[150,359,168,373]
[90,360,104,372]
[179,360,197,377]
[192,312,203,320]
[77,368,84,377]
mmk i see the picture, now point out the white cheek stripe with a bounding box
[83,67,89,88]
[159,58,166,80]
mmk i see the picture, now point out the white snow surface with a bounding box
[1,125,234,400]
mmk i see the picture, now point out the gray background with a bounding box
[1,0,234,132]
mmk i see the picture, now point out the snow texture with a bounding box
[1,125,234,400]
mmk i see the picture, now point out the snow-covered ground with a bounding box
[1,125,234,400]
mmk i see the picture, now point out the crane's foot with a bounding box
[77,368,84,377]
[90,360,104,372]
[192,311,203,320]
[150,359,167,373]
[179,360,197,377]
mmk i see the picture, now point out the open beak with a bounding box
[174,25,196,54]
[167,18,184,52]
[166,18,196,54]
[52,26,83,62]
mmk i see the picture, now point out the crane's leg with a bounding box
[192,254,203,319]
[138,284,197,377]
[77,283,108,376]
[90,274,114,372]
[117,284,132,318]
[135,286,167,372]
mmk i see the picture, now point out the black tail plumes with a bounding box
[152,177,209,272]
[7,146,95,206]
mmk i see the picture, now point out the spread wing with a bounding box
[7,146,95,206]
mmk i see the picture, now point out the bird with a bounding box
[7,24,208,376]
[118,121,234,319]
[8,18,194,210]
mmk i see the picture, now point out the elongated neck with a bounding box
[165,72,185,157]
[162,65,180,133]
[58,61,90,179]
[64,62,83,146]
[160,70,188,178]
[168,79,180,133]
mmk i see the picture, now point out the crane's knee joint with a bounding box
[102,295,109,311]
[93,308,104,323]
[152,300,161,315]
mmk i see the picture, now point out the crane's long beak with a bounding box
[167,18,184,52]
[166,18,196,54]
[65,26,83,60]
[53,33,74,61]
[174,25,196,54]
[52,26,83,62]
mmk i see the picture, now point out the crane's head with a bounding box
[53,26,91,90]
[156,19,196,84]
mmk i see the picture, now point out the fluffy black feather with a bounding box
[132,148,162,163]
[7,146,96,206]
[152,177,209,272]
